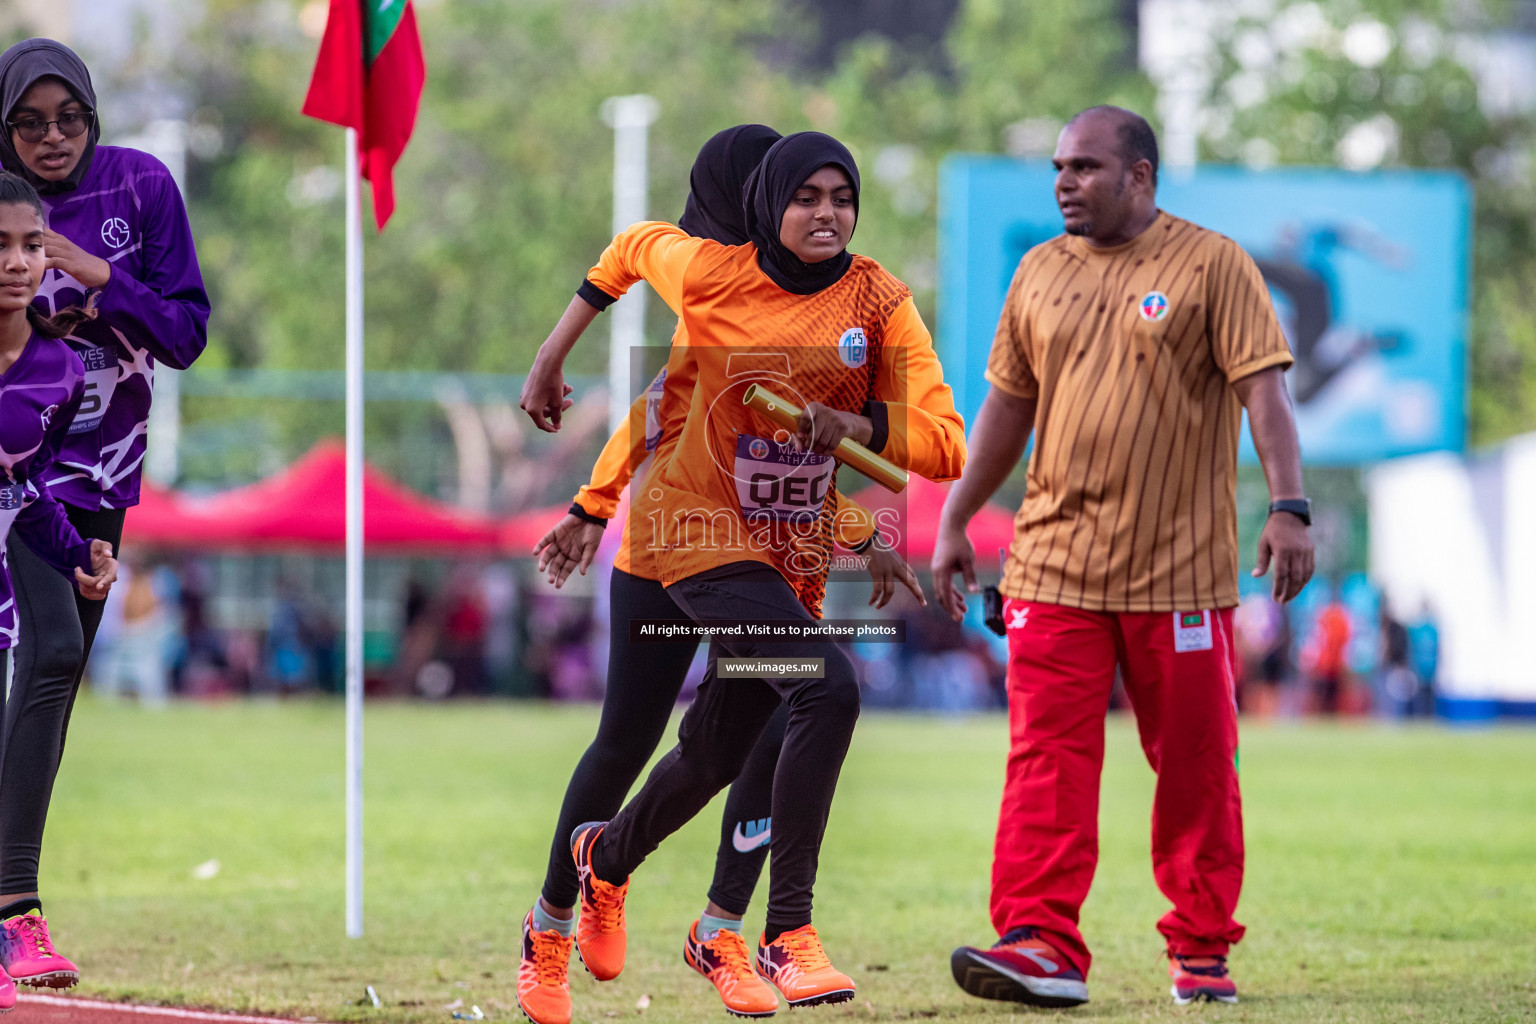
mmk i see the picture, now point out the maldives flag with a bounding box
[302,0,426,230]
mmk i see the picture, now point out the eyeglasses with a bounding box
[6,110,94,145]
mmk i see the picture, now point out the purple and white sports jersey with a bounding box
[0,332,95,648]
[30,145,209,510]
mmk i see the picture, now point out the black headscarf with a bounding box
[679,124,780,245]
[744,131,860,295]
[0,38,100,195]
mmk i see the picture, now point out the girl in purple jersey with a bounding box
[0,39,207,987]
[0,170,120,1003]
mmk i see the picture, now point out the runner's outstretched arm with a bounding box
[520,296,599,432]
[871,298,967,481]
[536,384,653,586]
[521,223,702,432]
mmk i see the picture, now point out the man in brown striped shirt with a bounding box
[935,107,1313,1009]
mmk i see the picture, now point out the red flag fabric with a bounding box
[302,0,426,230]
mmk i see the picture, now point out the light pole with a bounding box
[600,95,660,433]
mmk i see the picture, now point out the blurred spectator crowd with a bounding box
[83,558,1439,720]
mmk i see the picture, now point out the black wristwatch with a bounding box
[1268,498,1313,527]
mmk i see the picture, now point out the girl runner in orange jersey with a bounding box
[517,125,925,1024]
[520,131,965,1015]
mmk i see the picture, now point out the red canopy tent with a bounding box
[121,440,504,554]
[847,475,1018,564]
[122,480,200,545]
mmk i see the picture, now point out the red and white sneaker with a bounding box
[570,822,628,981]
[1169,952,1238,1004]
[0,914,78,989]
[949,926,1088,1007]
[754,925,855,1007]
[0,968,15,1014]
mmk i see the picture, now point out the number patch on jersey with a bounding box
[734,434,834,526]
[0,483,26,540]
[1173,610,1213,653]
[644,369,667,452]
[68,344,120,435]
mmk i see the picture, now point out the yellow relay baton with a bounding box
[742,384,908,494]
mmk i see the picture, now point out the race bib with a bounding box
[0,483,25,540]
[1173,610,1214,653]
[734,435,834,526]
[68,344,119,435]
[644,369,667,452]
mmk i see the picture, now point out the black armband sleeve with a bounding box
[577,280,619,312]
[569,503,608,527]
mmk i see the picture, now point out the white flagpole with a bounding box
[344,126,365,939]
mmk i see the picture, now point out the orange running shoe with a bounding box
[570,821,629,981]
[754,925,855,1007]
[684,920,779,1018]
[516,911,573,1024]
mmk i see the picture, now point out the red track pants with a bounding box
[990,599,1245,978]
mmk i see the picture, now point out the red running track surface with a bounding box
[12,994,332,1023]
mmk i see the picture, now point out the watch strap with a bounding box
[1268,498,1312,526]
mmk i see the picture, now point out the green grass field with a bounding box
[39,698,1536,1023]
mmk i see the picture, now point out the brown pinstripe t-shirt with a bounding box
[987,212,1292,612]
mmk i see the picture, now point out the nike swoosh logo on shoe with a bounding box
[1015,948,1059,973]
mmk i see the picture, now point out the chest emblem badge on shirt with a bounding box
[101,217,131,248]
[1139,291,1170,322]
[837,326,868,368]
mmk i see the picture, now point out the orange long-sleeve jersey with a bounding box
[585,222,966,617]
[571,364,883,580]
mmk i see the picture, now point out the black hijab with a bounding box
[744,131,860,295]
[0,38,100,195]
[679,124,780,245]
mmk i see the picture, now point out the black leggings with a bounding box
[1,505,126,894]
[541,567,787,917]
[593,563,859,935]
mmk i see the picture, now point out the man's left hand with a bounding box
[1252,511,1314,603]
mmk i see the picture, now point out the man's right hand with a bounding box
[519,360,575,432]
[931,521,979,623]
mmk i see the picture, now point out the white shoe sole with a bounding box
[1171,984,1238,1005]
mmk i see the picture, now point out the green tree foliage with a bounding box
[166,0,1147,497]
[181,0,1145,376]
[184,0,811,379]
[1199,0,1536,446]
